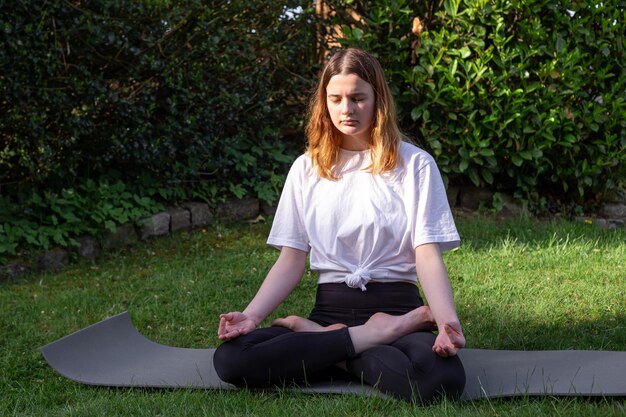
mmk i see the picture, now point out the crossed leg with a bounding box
[214,306,439,389]
[273,306,437,354]
[272,307,465,403]
[346,332,466,403]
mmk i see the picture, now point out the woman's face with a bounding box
[326,73,375,150]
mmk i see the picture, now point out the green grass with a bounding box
[1,215,625,416]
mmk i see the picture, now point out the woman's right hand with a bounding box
[217,312,257,341]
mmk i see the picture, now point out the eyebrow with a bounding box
[327,92,368,98]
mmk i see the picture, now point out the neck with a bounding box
[340,134,370,151]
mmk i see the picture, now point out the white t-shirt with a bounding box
[267,141,460,290]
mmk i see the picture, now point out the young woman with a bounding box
[213,48,466,403]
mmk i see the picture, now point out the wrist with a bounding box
[437,320,461,331]
[242,310,263,327]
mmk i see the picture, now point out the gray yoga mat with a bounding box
[40,312,626,400]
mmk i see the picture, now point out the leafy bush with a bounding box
[0,179,165,257]
[0,1,317,257]
[325,0,626,212]
[1,0,316,199]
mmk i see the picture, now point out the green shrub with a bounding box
[0,1,317,257]
[0,179,167,257]
[326,0,626,212]
[0,0,316,199]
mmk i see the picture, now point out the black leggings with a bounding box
[213,282,466,403]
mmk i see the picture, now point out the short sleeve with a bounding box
[266,156,311,252]
[411,155,460,251]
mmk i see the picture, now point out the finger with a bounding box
[436,342,455,358]
[217,317,226,337]
[219,316,232,333]
[434,346,447,358]
[219,331,235,341]
[227,328,245,339]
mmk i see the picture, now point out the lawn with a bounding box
[1,214,625,416]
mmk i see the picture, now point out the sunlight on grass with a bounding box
[2,216,625,416]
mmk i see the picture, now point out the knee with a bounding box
[213,342,247,386]
[397,353,466,404]
[437,356,465,398]
[422,355,466,403]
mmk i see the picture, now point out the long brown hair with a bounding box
[305,48,404,179]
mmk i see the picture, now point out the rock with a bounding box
[572,217,625,229]
[260,200,278,216]
[101,223,138,250]
[76,236,101,260]
[167,207,191,232]
[0,262,29,282]
[593,218,609,228]
[446,186,460,208]
[601,203,626,219]
[182,202,213,227]
[499,194,528,218]
[139,212,171,240]
[458,187,494,210]
[38,249,69,272]
[216,197,260,221]
[604,188,626,203]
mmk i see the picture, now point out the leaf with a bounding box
[468,168,481,187]
[444,0,459,17]
[519,150,533,160]
[449,59,458,79]
[104,221,116,232]
[556,36,564,53]
[482,169,494,184]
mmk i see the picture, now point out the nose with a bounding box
[341,98,353,115]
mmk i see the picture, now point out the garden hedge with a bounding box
[327,0,625,212]
[0,0,317,256]
[1,0,625,258]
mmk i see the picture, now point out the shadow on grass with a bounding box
[461,303,626,351]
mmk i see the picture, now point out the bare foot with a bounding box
[370,306,435,340]
[349,306,435,354]
[272,315,347,332]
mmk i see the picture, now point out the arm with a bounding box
[415,243,465,357]
[218,246,308,341]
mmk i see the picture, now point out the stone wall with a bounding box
[1,197,263,282]
[2,187,625,282]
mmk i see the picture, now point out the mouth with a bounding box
[342,119,357,126]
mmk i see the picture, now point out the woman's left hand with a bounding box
[432,322,465,357]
